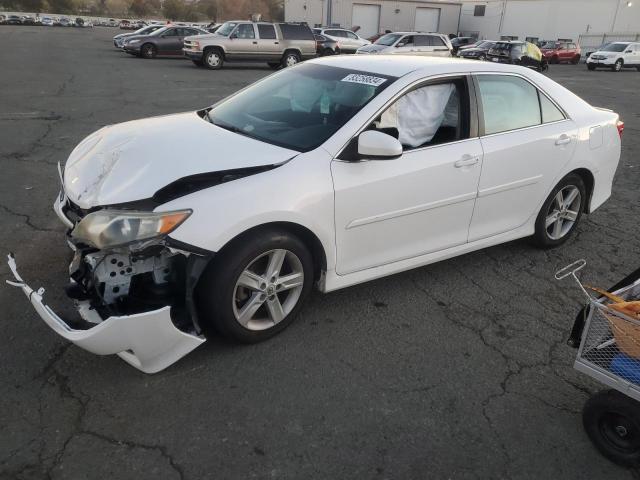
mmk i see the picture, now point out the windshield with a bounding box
[375,33,401,46]
[602,43,628,52]
[541,41,558,49]
[216,22,237,36]
[207,64,396,152]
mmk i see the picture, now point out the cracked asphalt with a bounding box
[1,25,639,480]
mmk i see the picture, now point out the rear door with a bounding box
[256,23,280,58]
[468,73,577,241]
[625,43,640,65]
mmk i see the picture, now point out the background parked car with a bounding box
[356,32,452,57]
[41,16,54,26]
[5,15,22,25]
[312,27,370,53]
[57,17,71,27]
[487,41,548,72]
[184,21,317,70]
[114,24,163,48]
[450,36,474,54]
[124,25,207,58]
[21,15,35,25]
[587,41,640,71]
[457,40,496,60]
[540,41,581,64]
[315,34,339,56]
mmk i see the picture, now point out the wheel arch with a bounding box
[282,48,302,58]
[569,167,595,213]
[203,44,226,58]
[213,221,328,283]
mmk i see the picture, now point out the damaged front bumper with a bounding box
[6,254,205,373]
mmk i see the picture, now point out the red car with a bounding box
[540,41,581,64]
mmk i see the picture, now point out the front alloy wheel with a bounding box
[232,249,304,331]
[197,228,313,343]
[614,59,623,72]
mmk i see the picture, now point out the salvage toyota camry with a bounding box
[7,56,622,373]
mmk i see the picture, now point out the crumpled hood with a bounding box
[63,112,297,209]
[357,44,389,54]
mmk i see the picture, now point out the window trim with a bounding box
[472,72,569,138]
[336,74,479,160]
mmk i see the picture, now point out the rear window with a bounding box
[258,24,277,39]
[279,23,314,40]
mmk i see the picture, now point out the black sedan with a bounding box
[486,41,548,72]
[315,34,339,56]
[123,26,207,58]
[457,40,496,60]
[5,15,22,25]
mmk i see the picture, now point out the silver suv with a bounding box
[356,32,453,57]
[184,21,317,70]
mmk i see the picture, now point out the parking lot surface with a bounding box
[1,26,639,480]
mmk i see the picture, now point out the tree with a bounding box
[198,0,218,22]
[162,0,182,21]
[129,0,149,16]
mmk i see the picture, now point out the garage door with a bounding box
[415,7,440,32]
[352,4,380,40]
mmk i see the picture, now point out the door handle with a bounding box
[555,135,572,146]
[274,41,279,44]
[252,41,257,44]
[454,156,479,168]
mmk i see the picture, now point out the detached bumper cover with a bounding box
[6,254,205,374]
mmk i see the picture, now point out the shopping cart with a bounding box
[557,259,640,467]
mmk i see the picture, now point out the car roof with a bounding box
[307,55,537,77]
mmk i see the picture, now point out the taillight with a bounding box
[617,120,624,138]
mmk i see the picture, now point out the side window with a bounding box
[235,24,255,39]
[477,75,541,134]
[163,28,178,36]
[432,36,446,46]
[540,94,565,123]
[258,24,276,39]
[372,79,468,149]
[414,35,429,47]
[399,35,414,47]
[346,31,358,39]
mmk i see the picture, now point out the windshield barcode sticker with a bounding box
[341,74,387,87]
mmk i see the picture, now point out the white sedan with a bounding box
[8,56,622,373]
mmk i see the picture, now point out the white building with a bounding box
[284,0,463,39]
[459,0,640,44]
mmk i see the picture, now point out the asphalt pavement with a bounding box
[1,25,639,479]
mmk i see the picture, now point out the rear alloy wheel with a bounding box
[281,51,301,68]
[141,43,156,59]
[613,59,623,72]
[322,48,335,56]
[197,229,314,343]
[532,173,585,248]
[550,55,559,64]
[204,49,223,70]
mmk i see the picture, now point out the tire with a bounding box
[192,59,203,67]
[141,43,156,59]
[583,390,640,467]
[571,54,581,64]
[203,48,223,70]
[587,64,596,71]
[550,55,559,64]
[532,173,586,248]
[281,51,301,68]
[196,228,314,343]
[267,62,280,70]
[322,48,335,56]
[613,59,623,72]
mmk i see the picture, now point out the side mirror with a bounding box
[357,131,402,160]
[625,49,632,53]
[396,42,406,48]
[230,32,237,39]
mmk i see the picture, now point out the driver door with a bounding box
[331,76,483,274]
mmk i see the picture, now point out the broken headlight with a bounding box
[71,209,191,249]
